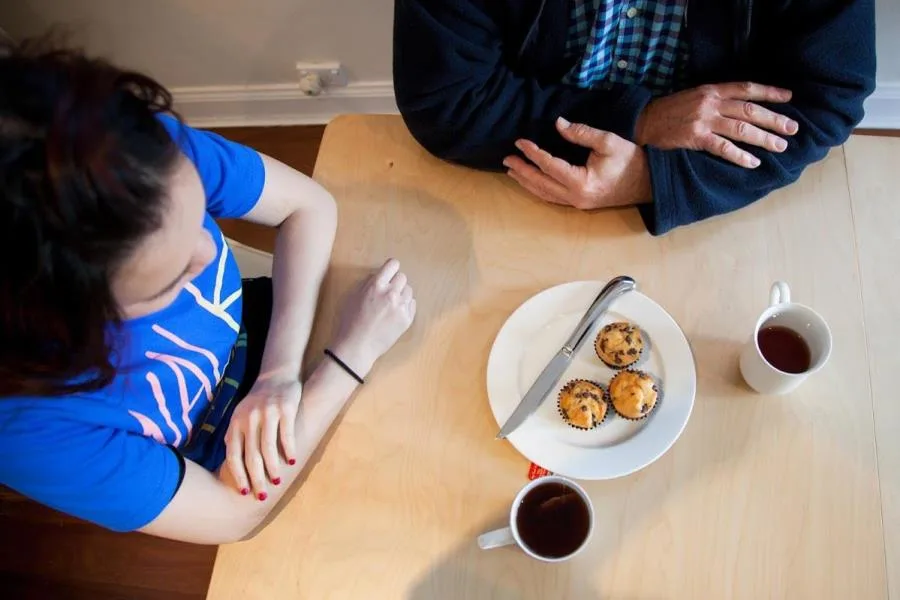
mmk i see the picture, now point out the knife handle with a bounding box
[563,276,636,353]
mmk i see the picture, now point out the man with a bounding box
[393,0,876,235]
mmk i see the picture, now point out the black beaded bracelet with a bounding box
[324,349,365,385]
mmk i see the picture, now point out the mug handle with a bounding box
[477,527,515,550]
[769,281,791,307]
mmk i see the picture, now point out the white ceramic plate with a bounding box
[487,281,696,480]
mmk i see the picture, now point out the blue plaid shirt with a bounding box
[564,0,689,95]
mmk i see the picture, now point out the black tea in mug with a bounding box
[757,325,811,374]
[515,482,590,559]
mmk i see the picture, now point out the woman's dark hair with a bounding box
[0,38,180,397]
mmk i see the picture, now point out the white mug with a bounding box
[476,475,593,562]
[739,281,832,395]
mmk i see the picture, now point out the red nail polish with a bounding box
[288,459,296,466]
[272,478,281,485]
[240,488,249,496]
[258,492,268,501]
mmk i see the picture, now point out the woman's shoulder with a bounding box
[156,114,265,220]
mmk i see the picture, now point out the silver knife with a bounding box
[496,276,637,439]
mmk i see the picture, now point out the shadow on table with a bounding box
[405,333,759,599]
[252,190,478,532]
[407,514,665,600]
[308,184,477,367]
[689,334,752,392]
[675,332,760,472]
[490,176,650,240]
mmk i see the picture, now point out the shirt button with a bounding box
[617,59,629,70]
[626,7,638,18]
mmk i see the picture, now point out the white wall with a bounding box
[1,0,898,127]
[0,0,394,85]
[869,0,900,127]
[0,0,397,126]
[876,0,900,83]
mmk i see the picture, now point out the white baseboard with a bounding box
[172,80,397,128]
[860,82,900,129]
[174,79,900,130]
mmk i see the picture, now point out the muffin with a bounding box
[608,370,660,420]
[557,379,608,430]
[595,321,644,369]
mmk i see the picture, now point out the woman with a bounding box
[0,40,416,544]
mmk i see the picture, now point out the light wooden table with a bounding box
[208,116,897,600]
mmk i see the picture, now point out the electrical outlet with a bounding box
[295,61,348,88]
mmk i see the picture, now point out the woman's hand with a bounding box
[222,259,414,502]
[224,376,301,501]
[329,258,417,378]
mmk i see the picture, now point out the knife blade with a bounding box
[496,276,636,439]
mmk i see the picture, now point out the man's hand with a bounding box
[503,118,652,210]
[634,82,799,169]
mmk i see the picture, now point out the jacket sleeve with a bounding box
[393,0,653,169]
[642,0,876,235]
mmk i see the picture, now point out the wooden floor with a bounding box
[0,125,325,600]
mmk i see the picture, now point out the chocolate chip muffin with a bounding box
[557,379,608,430]
[595,321,644,369]
[608,370,660,420]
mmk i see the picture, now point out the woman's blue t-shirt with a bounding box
[0,116,265,532]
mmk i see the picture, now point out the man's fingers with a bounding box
[555,117,620,153]
[507,169,568,206]
[513,139,580,187]
[716,81,792,103]
[714,117,788,153]
[505,165,566,204]
[225,430,251,496]
[719,99,798,136]
[504,156,570,205]
[261,406,282,485]
[701,133,761,169]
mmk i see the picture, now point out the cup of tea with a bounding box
[739,281,832,395]
[477,475,593,562]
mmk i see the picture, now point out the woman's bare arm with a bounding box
[139,260,416,544]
